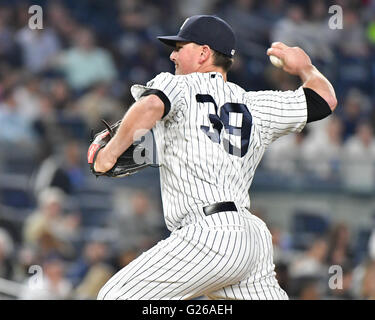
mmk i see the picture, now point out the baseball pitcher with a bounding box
[91,15,336,300]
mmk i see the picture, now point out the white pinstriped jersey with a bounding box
[131,72,307,231]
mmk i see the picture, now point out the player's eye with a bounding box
[174,43,185,52]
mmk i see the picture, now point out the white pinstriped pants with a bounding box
[97,210,288,300]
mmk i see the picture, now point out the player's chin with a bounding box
[175,68,189,76]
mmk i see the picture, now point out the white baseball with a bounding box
[269,55,284,68]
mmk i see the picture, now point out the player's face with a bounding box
[170,42,202,75]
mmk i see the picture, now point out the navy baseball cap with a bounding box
[158,15,236,57]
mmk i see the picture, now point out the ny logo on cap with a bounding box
[180,18,189,30]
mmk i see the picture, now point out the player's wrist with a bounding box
[298,64,316,82]
[103,140,121,161]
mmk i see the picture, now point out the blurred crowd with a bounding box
[0,0,375,299]
[256,208,375,300]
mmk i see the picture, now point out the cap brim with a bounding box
[157,35,190,47]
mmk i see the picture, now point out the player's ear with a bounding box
[199,45,211,64]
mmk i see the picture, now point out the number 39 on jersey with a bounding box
[196,94,252,158]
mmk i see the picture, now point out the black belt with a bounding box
[203,201,237,216]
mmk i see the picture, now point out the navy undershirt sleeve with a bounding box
[304,87,332,123]
[140,89,171,119]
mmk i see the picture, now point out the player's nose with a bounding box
[170,50,176,62]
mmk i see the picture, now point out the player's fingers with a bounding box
[267,47,284,59]
[271,41,288,50]
[93,150,106,172]
[94,162,103,173]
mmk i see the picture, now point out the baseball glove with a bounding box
[87,119,152,178]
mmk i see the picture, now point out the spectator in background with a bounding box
[113,247,138,271]
[31,77,75,148]
[270,224,293,265]
[32,93,62,160]
[111,189,164,253]
[0,5,21,67]
[45,77,88,140]
[270,223,293,294]
[15,26,61,74]
[360,260,375,299]
[270,4,308,49]
[225,53,251,90]
[0,66,19,95]
[342,122,375,192]
[274,262,290,296]
[337,8,369,58]
[264,128,309,176]
[67,240,114,299]
[53,27,117,93]
[117,0,160,34]
[115,3,152,65]
[73,263,114,300]
[326,222,354,268]
[115,1,170,84]
[335,9,372,96]
[126,41,170,85]
[340,88,372,141]
[13,1,33,30]
[19,255,73,300]
[271,0,336,64]
[74,82,123,132]
[258,0,286,23]
[289,237,329,279]
[23,187,76,259]
[288,237,329,299]
[0,87,37,146]
[352,216,375,299]
[221,0,271,60]
[264,62,300,91]
[13,75,43,124]
[290,275,323,300]
[301,116,343,180]
[303,0,336,64]
[33,140,86,196]
[12,245,40,283]
[0,227,14,279]
[47,78,72,112]
[45,0,80,47]
[175,0,218,18]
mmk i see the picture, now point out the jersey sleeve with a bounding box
[245,86,307,147]
[130,72,186,121]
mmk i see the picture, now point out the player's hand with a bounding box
[267,42,313,76]
[93,147,118,173]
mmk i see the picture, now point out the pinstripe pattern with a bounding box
[98,72,307,300]
[97,210,288,300]
[132,72,306,230]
